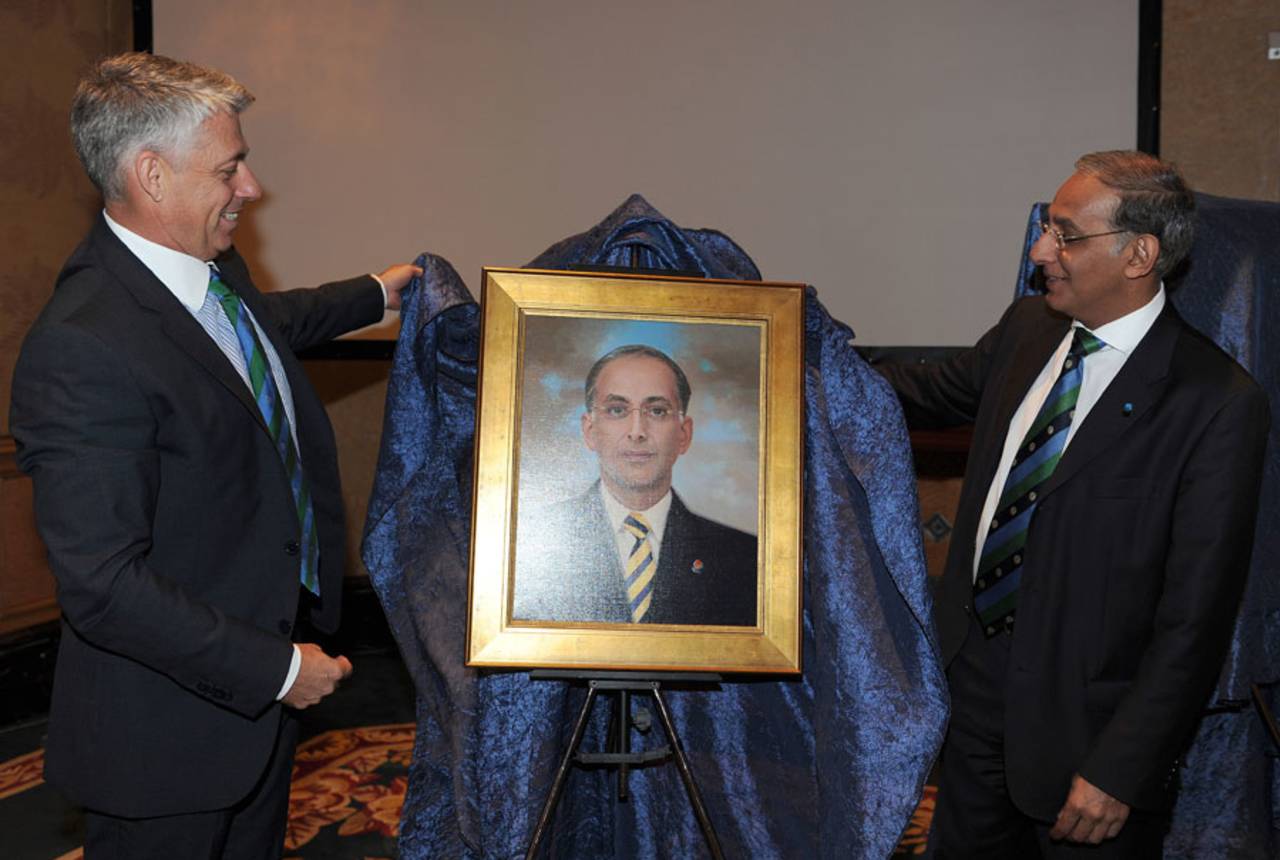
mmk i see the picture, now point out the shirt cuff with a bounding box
[369,272,389,308]
[276,643,302,700]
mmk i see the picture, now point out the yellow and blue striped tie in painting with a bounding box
[623,512,655,622]
[207,270,320,595]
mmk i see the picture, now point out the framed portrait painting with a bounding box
[466,267,804,674]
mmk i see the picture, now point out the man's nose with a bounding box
[1029,229,1059,267]
[626,409,648,438]
[236,163,263,202]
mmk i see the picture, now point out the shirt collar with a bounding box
[1077,284,1165,355]
[599,483,673,548]
[103,209,214,312]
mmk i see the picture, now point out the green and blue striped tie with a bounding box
[207,271,320,595]
[974,328,1105,637]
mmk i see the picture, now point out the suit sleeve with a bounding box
[874,299,1022,429]
[11,321,294,718]
[1079,382,1271,804]
[258,275,385,352]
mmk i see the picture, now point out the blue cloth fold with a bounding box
[363,195,947,858]
[1016,194,1280,858]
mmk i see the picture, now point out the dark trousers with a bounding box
[84,710,299,860]
[929,615,1167,859]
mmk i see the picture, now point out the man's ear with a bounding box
[1124,233,1160,280]
[581,410,598,452]
[134,150,166,203]
[677,415,693,455]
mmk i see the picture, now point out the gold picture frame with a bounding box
[465,267,804,674]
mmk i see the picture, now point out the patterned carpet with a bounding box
[1,724,934,857]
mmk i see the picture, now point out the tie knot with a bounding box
[1071,328,1106,359]
[623,513,651,539]
[207,267,234,299]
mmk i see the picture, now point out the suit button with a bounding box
[284,540,300,555]
[278,620,292,635]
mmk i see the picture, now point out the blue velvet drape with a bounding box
[362,196,947,858]
[1017,194,1280,858]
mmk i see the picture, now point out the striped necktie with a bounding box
[974,328,1105,637]
[206,270,320,596]
[623,512,656,622]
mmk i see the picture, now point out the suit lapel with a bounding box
[580,486,631,619]
[972,314,1072,495]
[90,217,269,433]
[1039,305,1178,499]
[652,492,687,608]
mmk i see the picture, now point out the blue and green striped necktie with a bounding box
[206,270,320,596]
[974,328,1105,637]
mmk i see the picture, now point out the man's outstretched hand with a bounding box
[377,263,423,311]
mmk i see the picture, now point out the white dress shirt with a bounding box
[972,287,1166,579]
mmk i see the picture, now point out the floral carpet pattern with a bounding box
[1,724,935,857]
[284,723,414,858]
[0,748,45,800]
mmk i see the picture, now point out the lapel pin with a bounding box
[1122,402,1134,417]
[691,559,704,574]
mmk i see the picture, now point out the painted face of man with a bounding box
[581,354,693,510]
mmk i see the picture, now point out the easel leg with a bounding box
[526,685,598,860]
[652,689,725,860]
[616,688,631,800]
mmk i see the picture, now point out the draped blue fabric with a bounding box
[363,195,947,858]
[1016,194,1280,858]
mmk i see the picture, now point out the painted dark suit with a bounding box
[9,215,384,817]
[880,295,1269,820]
[513,484,758,626]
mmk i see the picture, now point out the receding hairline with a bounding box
[583,345,692,412]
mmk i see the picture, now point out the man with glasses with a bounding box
[512,344,758,625]
[880,150,1268,857]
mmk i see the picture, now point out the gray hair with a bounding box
[71,52,254,200]
[584,345,692,413]
[1074,150,1196,279]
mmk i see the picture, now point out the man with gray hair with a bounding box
[10,53,420,857]
[880,151,1269,856]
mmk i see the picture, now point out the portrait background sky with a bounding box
[517,316,761,535]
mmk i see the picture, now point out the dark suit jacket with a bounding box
[9,215,384,817]
[880,296,1269,819]
[512,484,758,626]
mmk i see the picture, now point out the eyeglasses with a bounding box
[590,404,683,423]
[1038,220,1129,251]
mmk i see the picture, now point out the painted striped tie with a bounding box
[974,328,1105,637]
[623,512,656,622]
[207,271,320,596]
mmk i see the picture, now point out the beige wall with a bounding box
[1162,0,1280,201]
[156,1,1139,347]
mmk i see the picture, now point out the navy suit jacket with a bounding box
[10,215,384,817]
[512,484,758,626]
[881,296,1269,818]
